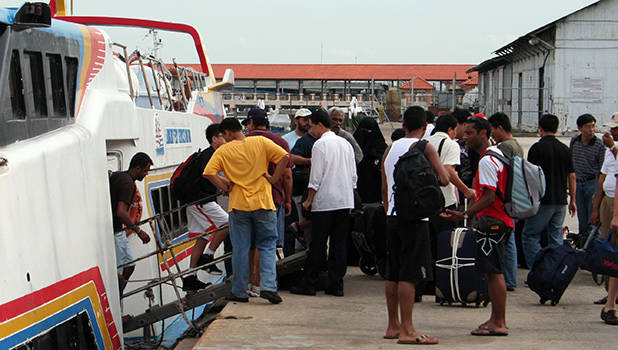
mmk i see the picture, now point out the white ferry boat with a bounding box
[0,2,234,348]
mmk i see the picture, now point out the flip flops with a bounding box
[470,324,509,336]
[396,334,439,345]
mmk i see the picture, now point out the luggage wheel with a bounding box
[550,300,557,306]
[539,298,547,305]
[359,257,377,276]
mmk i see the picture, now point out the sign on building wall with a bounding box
[571,77,603,103]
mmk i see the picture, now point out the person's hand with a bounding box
[285,201,292,216]
[263,173,273,184]
[440,209,465,222]
[463,187,476,200]
[569,201,577,217]
[220,178,233,194]
[137,229,150,244]
[603,132,615,148]
[302,198,312,212]
[611,217,618,231]
[590,209,599,225]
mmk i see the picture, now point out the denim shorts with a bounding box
[114,232,135,271]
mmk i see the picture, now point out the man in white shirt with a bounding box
[381,106,448,345]
[422,114,476,297]
[591,117,618,323]
[290,108,357,297]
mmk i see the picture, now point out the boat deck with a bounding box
[188,267,614,349]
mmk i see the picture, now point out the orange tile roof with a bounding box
[176,64,477,82]
[399,77,435,90]
[461,76,479,85]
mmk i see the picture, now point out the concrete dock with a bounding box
[189,267,615,349]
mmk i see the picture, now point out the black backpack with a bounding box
[392,140,444,221]
[170,149,216,204]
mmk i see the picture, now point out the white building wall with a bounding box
[552,0,618,131]
[477,0,618,132]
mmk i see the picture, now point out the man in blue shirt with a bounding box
[283,108,311,150]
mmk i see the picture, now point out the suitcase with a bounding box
[526,244,579,306]
[435,227,489,307]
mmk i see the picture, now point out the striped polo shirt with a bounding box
[570,135,605,182]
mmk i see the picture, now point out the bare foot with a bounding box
[383,327,399,339]
[398,333,439,344]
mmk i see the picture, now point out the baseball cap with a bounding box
[294,108,311,119]
[472,113,486,119]
[604,112,618,128]
[242,108,268,126]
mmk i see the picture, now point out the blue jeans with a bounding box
[229,209,278,297]
[576,179,596,235]
[276,203,285,247]
[521,204,566,268]
[503,231,517,289]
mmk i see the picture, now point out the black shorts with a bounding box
[385,216,433,284]
[472,216,512,274]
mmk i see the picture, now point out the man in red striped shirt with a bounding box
[442,117,513,337]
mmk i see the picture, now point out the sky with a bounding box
[6,0,599,65]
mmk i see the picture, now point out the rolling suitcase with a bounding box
[435,227,489,307]
[526,244,579,305]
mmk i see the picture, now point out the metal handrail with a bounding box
[112,42,134,100]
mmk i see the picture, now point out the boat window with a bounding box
[24,51,47,117]
[47,54,66,117]
[12,311,97,350]
[150,185,187,239]
[65,56,78,118]
[9,49,26,119]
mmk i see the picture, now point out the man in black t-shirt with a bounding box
[109,152,153,295]
[521,114,577,268]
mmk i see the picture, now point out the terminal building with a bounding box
[178,63,478,117]
[470,0,618,132]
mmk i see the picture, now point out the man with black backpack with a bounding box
[381,106,448,345]
[442,116,513,337]
[175,124,230,291]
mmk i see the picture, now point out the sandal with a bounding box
[470,324,508,336]
[397,334,439,345]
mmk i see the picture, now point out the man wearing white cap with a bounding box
[591,112,618,325]
[283,108,312,150]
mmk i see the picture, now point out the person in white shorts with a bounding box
[181,124,231,291]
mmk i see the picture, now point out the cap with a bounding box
[472,113,486,119]
[242,108,268,126]
[604,112,618,128]
[294,108,311,119]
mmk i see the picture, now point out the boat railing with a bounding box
[117,191,231,331]
[109,45,212,112]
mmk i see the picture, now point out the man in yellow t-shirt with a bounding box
[203,117,289,304]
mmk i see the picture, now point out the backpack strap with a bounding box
[408,139,429,153]
[481,150,510,201]
[437,138,446,157]
[483,150,510,165]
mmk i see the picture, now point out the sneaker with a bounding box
[290,284,316,296]
[198,254,223,275]
[182,275,210,292]
[226,294,249,303]
[325,287,344,297]
[260,290,283,304]
[247,283,260,297]
[601,308,618,325]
